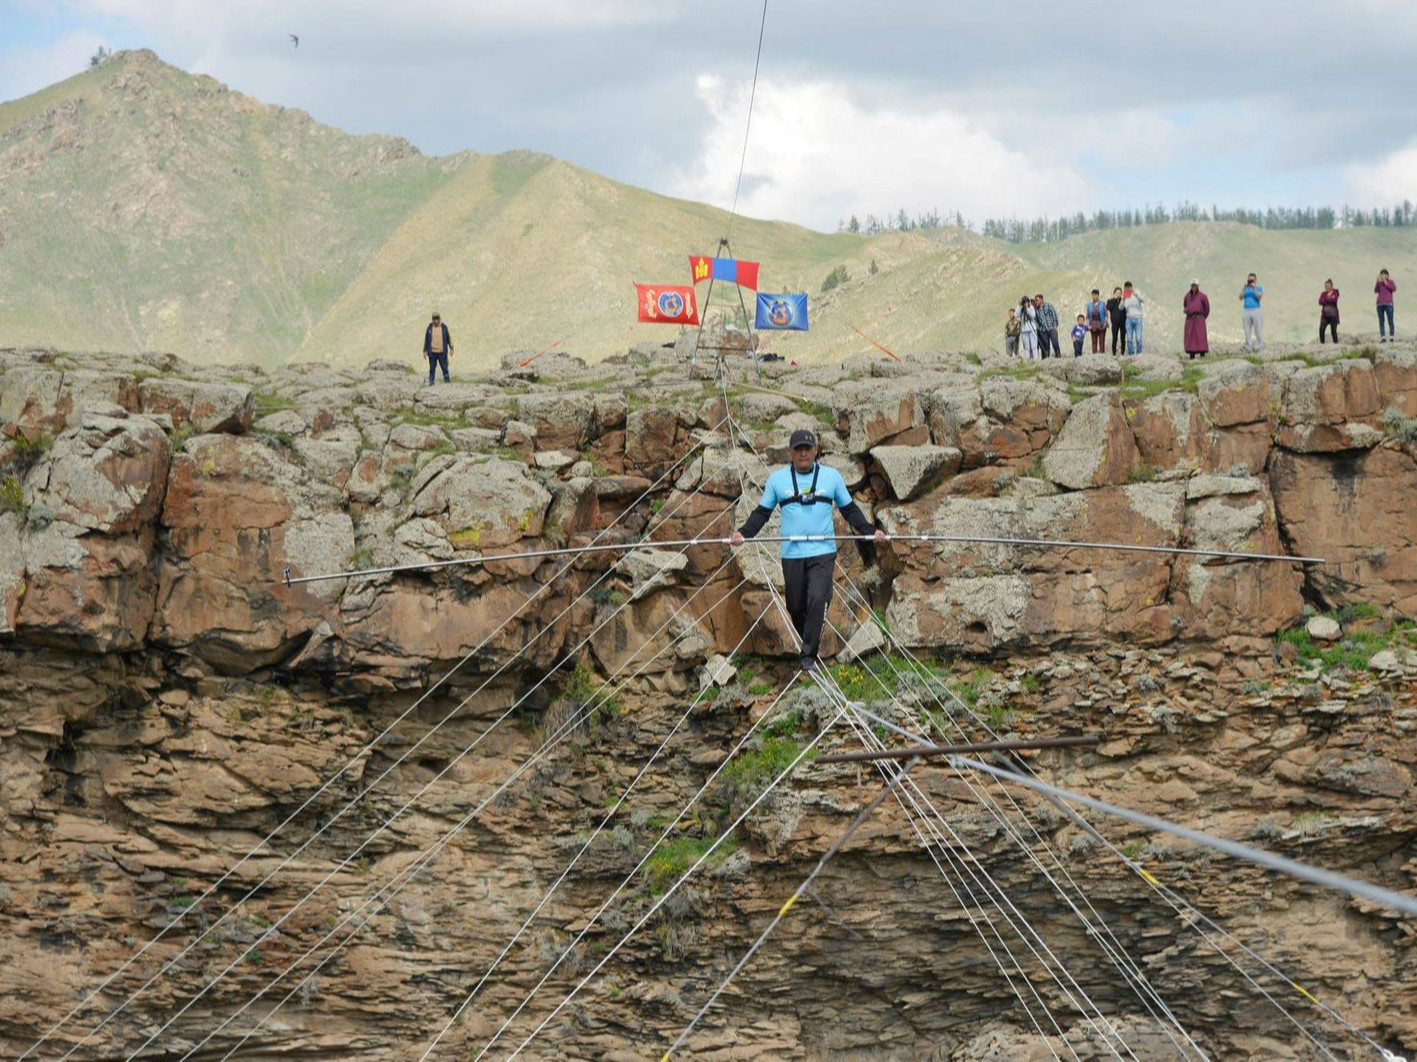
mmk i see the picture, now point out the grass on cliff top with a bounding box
[1276,608,1416,673]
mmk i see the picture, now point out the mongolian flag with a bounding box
[754,292,809,331]
[636,283,700,325]
[688,255,760,290]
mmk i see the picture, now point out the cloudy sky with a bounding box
[3,0,1416,232]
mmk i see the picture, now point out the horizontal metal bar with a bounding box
[279,533,1322,587]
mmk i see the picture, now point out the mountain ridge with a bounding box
[3,50,1414,370]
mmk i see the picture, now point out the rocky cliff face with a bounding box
[1,342,1414,1060]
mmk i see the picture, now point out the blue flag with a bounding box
[755,292,809,331]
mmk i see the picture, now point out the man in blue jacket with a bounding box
[730,429,888,671]
[423,311,453,385]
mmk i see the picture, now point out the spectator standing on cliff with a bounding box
[1084,289,1107,353]
[1121,282,1145,355]
[1004,308,1021,357]
[1319,279,1341,344]
[1034,294,1062,358]
[1071,315,1088,357]
[1183,280,1210,360]
[730,429,888,672]
[1240,274,1264,351]
[1106,286,1126,356]
[1376,270,1397,341]
[1018,296,1040,360]
[424,311,453,385]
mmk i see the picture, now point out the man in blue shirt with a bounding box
[1239,274,1264,352]
[730,429,888,671]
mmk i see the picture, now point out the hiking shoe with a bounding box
[799,656,818,672]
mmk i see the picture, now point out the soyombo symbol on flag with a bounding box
[754,292,809,331]
[635,283,700,325]
[688,256,760,290]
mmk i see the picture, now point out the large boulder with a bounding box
[8,414,171,651]
[883,483,1185,651]
[840,386,927,454]
[870,444,962,502]
[138,378,255,435]
[1196,361,1270,428]
[1125,391,1208,473]
[1373,348,1417,418]
[1042,391,1139,489]
[1274,360,1383,453]
[1270,443,1417,616]
[1169,475,1305,639]
[411,456,550,550]
[152,434,353,672]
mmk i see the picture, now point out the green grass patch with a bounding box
[254,393,295,415]
[722,736,809,803]
[1277,616,1415,673]
[0,475,25,515]
[1381,407,1417,443]
[642,835,737,894]
[951,666,995,709]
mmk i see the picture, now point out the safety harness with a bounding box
[779,464,822,507]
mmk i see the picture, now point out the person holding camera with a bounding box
[1240,274,1264,351]
[1106,286,1126,355]
[1018,296,1039,359]
[1375,270,1397,341]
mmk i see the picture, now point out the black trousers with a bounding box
[1110,318,1126,354]
[1039,327,1062,358]
[1320,320,1338,343]
[782,553,835,660]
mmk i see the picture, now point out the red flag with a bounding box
[636,283,700,325]
[688,255,759,290]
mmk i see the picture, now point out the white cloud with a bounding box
[669,75,1091,232]
[1346,141,1417,205]
[74,0,666,37]
[0,30,111,101]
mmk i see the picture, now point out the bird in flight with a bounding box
[289,34,299,48]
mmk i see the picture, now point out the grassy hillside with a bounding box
[1,52,1409,370]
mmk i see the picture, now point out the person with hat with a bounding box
[423,311,453,385]
[1183,280,1210,360]
[729,429,888,671]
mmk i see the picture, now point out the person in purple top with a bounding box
[1318,280,1340,344]
[1183,280,1210,360]
[1375,269,1397,342]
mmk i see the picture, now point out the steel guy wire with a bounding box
[816,591,1208,1060]
[660,755,916,1060]
[460,670,806,1060]
[462,670,816,1060]
[193,571,766,1061]
[113,443,746,1060]
[25,422,726,1062]
[954,757,1417,920]
[497,711,844,1061]
[414,598,775,1060]
[731,419,1161,1054]
[824,582,1355,1060]
[815,668,1114,1060]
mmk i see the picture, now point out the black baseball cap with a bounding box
[789,429,817,449]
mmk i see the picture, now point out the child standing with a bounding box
[1071,315,1088,357]
[1005,308,1021,357]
